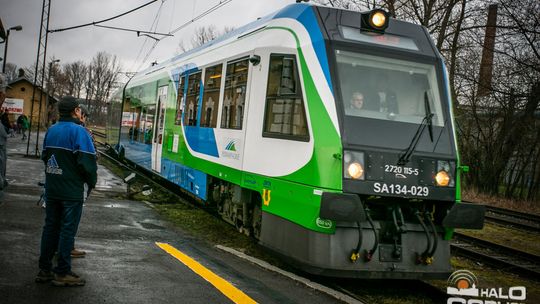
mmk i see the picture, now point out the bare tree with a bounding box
[177,25,235,53]
[4,63,18,82]
[63,61,88,98]
[84,52,120,126]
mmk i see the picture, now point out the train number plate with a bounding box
[373,182,429,197]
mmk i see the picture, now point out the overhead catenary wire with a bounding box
[133,0,167,72]
[94,24,173,37]
[169,0,233,35]
[48,0,159,33]
[135,0,234,71]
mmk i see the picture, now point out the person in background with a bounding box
[1,109,11,134]
[19,114,28,140]
[35,96,97,287]
[0,74,9,198]
[350,92,365,110]
[17,114,23,134]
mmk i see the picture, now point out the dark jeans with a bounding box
[38,198,83,274]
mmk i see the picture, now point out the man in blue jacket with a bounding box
[35,96,97,287]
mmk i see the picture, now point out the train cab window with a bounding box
[201,64,223,128]
[221,58,248,130]
[336,50,444,126]
[183,71,202,126]
[175,75,186,125]
[263,54,309,141]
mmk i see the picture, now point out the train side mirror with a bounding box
[249,55,261,66]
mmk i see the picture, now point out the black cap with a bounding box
[58,96,79,117]
[79,104,89,118]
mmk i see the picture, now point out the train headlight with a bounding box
[436,160,455,187]
[370,11,387,28]
[435,171,450,186]
[344,151,365,180]
[361,9,390,32]
[348,163,364,179]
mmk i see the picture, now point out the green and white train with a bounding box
[107,3,484,279]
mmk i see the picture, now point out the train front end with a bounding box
[312,7,485,279]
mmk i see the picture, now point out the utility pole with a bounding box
[26,0,51,157]
[35,58,59,154]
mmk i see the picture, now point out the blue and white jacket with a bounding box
[42,117,97,201]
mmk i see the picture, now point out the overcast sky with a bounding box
[1,0,297,77]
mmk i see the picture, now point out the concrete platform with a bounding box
[0,133,343,303]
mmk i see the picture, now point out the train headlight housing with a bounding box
[361,9,390,33]
[344,151,365,180]
[435,160,455,187]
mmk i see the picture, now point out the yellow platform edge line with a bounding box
[155,242,257,304]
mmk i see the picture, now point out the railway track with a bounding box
[451,232,540,280]
[461,200,540,231]
[484,205,540,232]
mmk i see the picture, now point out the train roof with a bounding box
[132,3,435,81]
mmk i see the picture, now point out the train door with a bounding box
[151,85,168,172]
[243,44,313,176]
[216,55,253,171]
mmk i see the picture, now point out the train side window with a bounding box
[175,75,186,125]
[263,54,309,141]
[144,105,156,144]
[183,71,202,126]
[221,58,249,130]
[201,64,223,128]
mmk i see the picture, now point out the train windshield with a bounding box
[336,50,444,127]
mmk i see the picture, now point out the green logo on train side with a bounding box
[315,217,333,229]
[225,141,237,152]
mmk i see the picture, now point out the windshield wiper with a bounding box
[397,91,434,166]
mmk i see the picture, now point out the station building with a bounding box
[2,75,57,129]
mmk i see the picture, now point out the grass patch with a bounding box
[152,202,287,267]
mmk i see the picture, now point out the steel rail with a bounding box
[452,233,540,280]
[462,201,540,232]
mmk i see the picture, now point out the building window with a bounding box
[184,71,201,126]
[201,64,223,128]
[263,55,309,141]
[221,58,249,130]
